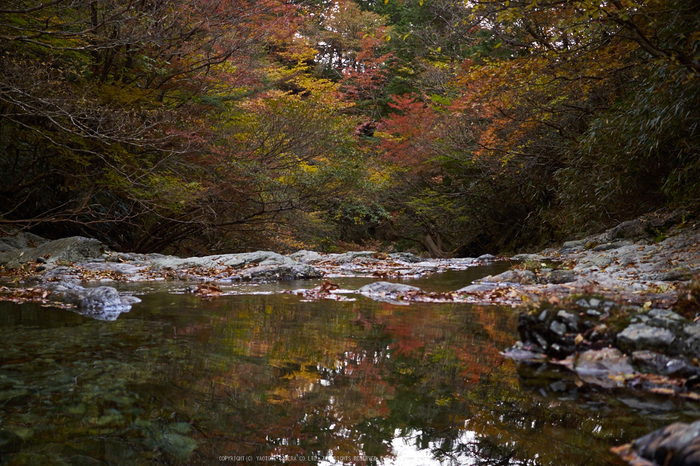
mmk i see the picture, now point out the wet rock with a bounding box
[629,420,700,466]
[617,324,676,352]
[617,397,675,412]
[358,281,421,295]
[44,283,141,321]
[631,351,700,378]
[502,342,547,363]
[573,348,635,389]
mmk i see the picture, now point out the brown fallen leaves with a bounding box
[0,286,71,309]
[285,280,355,302]
[190,283,223,298]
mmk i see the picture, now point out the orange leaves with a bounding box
[376,94,439,168]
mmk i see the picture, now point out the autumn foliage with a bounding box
[1,0,699,255]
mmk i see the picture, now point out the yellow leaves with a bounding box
[299,162,318,174]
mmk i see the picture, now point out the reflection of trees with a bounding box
[143,295,651,465]
[168,297,525,464]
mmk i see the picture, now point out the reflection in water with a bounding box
[0,277,692,465]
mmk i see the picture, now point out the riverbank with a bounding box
[1,209,700,464]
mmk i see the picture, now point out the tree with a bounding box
[0,0,301,251]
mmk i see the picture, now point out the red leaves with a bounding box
[377,94,439,168]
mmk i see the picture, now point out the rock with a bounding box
[549,320,567,337]
[539,269,576,284]
[590,241,634,251]
[631,351,700,378]
[648,209,690,229]
[606,219,651,241]
[482,269,537,285]
[238,264,321,280]
[456,283,505,293]
[578,255,613,269]
[683,322,700,356]
[289,250,323,263]
[0,236,104,268]
[646,309,686,330]
[325,251,375,264]
[618,397,675,412]
[630,420,700,466]
[150,250,294,270]
[511,253,548,262]
[358,281,421,295]
[562,239,588,250]
[650,267,694,281]
[0,230,49,252]
[685,322,700,339]
[573,348,635,389]
[502,342,547,363]
[617,323,676,351]
[556,310,579,330]
[476,253,496,261]
[45,282,141,321]
[388,252,423,263]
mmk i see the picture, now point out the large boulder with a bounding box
[0,230,49,253]
[0,236,104,269]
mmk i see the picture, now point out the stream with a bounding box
[1,264,698,465]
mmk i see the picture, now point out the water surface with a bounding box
[0,269,697,465]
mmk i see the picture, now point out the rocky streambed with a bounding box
[1,209,700,465]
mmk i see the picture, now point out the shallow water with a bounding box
[0,267,698,465]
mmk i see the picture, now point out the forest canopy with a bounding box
[1,0,698,256]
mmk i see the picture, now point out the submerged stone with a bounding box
[574,348,635,389]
